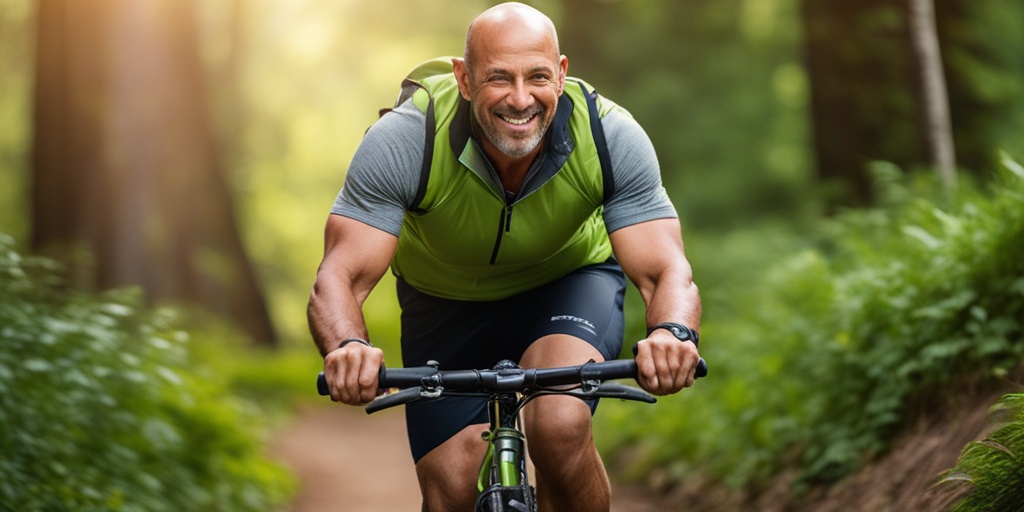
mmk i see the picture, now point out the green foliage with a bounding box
[599,155,1024,491]
[184,319,325,409]
[0,234,294,511]
[941,393,1024,511]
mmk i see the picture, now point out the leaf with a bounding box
[902,225,941,249]
[1000,151,1024,180]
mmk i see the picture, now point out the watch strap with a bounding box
[646,322,699,348]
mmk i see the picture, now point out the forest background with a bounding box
[2,0,1024,510]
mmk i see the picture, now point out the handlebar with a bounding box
[316,357,707,397]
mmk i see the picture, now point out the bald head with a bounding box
[464,2,560,71]
[452,3,568,161]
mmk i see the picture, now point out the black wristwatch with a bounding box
[646,322,699,348]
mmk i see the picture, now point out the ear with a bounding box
[557,55,569,95]
[452,57,472,101]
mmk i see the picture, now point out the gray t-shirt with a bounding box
[332,98,677,237]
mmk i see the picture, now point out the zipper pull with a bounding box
[504,205,513,232]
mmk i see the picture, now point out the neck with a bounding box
[477,133,545,195]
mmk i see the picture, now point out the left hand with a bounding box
[633,330,701,395]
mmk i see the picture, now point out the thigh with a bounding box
[403,394,488,463]
[518,260,627,362]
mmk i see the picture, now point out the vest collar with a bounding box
[451,95,576,202]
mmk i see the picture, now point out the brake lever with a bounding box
[556,381,657,404]
[365,387,423,415]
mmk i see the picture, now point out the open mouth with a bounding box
[498,112,538,126]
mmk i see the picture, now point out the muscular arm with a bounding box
[610,218,702,395]
[308,214,398,404]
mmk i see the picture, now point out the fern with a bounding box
[941,393,1024,511]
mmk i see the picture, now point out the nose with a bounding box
[506,78,534,111]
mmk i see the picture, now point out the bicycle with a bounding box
[317,356,707,512]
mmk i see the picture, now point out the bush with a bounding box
[598,154,1024,490]
[0,235,294,511]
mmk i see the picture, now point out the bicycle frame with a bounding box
[478,397,527,489]
[457,357,533,511]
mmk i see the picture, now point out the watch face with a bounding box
[669,324,696,343]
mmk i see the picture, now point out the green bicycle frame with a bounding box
[477,427,527,491]
[477,390,529,493]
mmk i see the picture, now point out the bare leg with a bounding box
[520,335,612,512]
[415,423,489,512]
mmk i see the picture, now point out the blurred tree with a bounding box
[935,1,1024,175]
[31,0,276,344]
[801,0,1024,208]
[801,0,919,207]
[908,0,956,189]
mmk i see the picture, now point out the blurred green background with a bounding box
[2,0,1024,510]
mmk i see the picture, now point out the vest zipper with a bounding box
[489,204,514,264]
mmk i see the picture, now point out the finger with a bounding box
[682,350,701,388]
[322,353,346,403]
[655,349,678,394]
[357,349,383,404]
[675,363,694,390]
[634,342,661,394]
[342,350,364,404]
[653,341,685,394]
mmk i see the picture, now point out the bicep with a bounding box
[609,218,691,292]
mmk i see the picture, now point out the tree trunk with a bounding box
[907,0,957,189]
[800,0,921,208]
[31,0,276,344]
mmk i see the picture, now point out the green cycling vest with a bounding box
[390,58,618,301]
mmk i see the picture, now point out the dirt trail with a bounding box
[270,403,663,512]
[270,404,421,511]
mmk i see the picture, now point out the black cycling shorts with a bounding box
[396,259,626,462]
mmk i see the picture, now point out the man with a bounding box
[308,3,702,511]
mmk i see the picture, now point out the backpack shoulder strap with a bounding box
[379,58,455,213]
[409,95,434,213]
[576,80,615,204]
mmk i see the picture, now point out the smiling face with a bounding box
[453,3,568,161]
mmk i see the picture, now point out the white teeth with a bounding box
[501,115,532,125]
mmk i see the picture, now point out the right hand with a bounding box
[322,342,385,405]
[633,330,701,396]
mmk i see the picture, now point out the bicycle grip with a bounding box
[695,357,708,378]
[316,372,329,396]
[378,365,440,388]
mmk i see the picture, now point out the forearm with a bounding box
[308,215,397,357]
[640,270,702,333]
[307,272,373,358]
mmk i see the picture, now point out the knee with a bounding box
[524,397,594,461]
[416,426,487,511]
